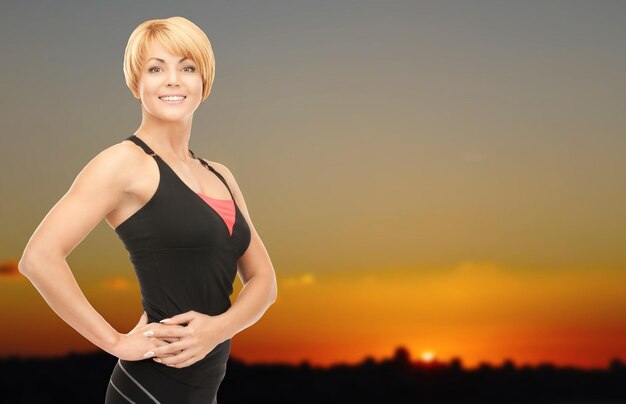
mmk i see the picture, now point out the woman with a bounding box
[19,16,277,403]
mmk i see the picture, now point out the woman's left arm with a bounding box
[212,161,278,340]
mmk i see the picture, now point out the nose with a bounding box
[166,69,181,87]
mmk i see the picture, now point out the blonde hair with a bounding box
[123,16,215,103]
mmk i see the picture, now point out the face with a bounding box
[137,40,203,122]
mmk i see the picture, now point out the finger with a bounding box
[159,310,196,326]
[157,352,197,368]
[152,339,170,348]
[143,324,188,338]
[153,343,193,364]
[149,340,188,358]
[130,311,148,332]
[147,335,179,344]
[150,339,178,358]
[154,347,178,357]
[164,354,198,368]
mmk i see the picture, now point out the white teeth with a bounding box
[159,96,185,101]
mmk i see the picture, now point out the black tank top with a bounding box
[114,134,251,387]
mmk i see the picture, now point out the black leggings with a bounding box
[105,359,219,404]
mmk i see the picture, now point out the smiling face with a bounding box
[137,39,204,122]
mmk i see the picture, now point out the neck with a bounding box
[134,120,194,161]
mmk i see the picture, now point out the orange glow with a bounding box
[421,351,436,362]
[2,262,625,370]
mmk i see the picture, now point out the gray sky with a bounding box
[2,0,625,278]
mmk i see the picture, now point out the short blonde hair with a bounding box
[123,16,215,103]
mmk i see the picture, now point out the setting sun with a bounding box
[421,351,436,362]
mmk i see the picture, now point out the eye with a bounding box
[148,66,195,73]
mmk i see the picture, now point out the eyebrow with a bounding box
[147,57,190,63]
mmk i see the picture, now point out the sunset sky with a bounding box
[1,1,625,370]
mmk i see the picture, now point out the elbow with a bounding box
[18,260,33,278]
[19,239,66,276]
[18,253,39,276]
[19,248,51,276]
[19,241,38,275]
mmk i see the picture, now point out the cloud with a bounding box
[101,276,133,290]
[281,273,316,287]
[452,261,504,277]
[0,258,25,280]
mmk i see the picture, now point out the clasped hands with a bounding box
[138,310,225,369]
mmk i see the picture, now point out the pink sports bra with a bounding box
[196,192,236,236]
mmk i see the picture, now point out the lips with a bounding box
[158,95,186,105]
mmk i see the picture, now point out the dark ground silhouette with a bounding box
[1,346,624,403]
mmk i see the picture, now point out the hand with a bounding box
[111,311,184,361]
[141,310,226,368]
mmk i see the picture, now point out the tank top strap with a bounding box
[188,149,236,200]
[126,134,157,157]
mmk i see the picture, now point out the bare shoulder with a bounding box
[80,139,145,193]
[201,159,242,198]
[202,159,241,197]
[64,138,154,222]
[203,159,235,182]
[21,139,148,262]
[109,137,152,173]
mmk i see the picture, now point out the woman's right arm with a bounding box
[18,143,136,357]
